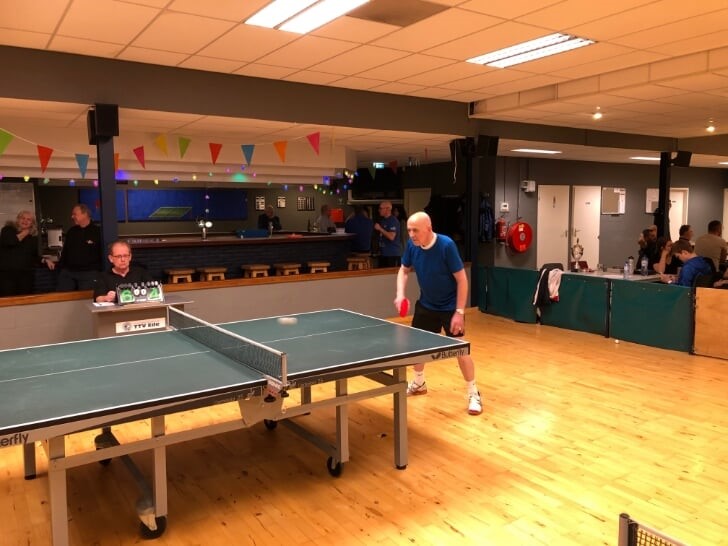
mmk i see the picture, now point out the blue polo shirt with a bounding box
[401,234,464,311]
[676,256,713,286]
[378,215,401,257]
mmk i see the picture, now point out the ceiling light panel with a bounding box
[280,0,371,34]
[245,0,318,29]
[511,148,562,154]
[466,33,594,69]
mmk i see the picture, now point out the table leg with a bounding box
[335,379,349,464]
[48,436,69,546]
[393,366,408,469]
[151,416,167,518]
[23,442,36,479]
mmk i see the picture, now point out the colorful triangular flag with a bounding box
[37,145,53,173]
[178,136,191,159]
[241,144,255,166]
[306,132,320,155]
[209,142,222,165]
[154,134,168,156]
[273,141,287,163]
[133,146,146,169]
[0,129,14,155]
[75,153,89,178]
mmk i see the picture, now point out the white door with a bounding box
[404,188,431,217]
[668,188,689,242]
[571,186,601,269]
[537,185,570,268]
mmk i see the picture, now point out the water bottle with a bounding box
[627,256,635,275]
[268,221,274,237]
[623,261,630,279]
[640,255,648,275]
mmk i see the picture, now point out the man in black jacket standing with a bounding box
[47,204,102,291]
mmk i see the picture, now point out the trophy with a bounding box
[571,239,584,271]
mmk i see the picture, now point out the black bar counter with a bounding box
[34,232,356,291]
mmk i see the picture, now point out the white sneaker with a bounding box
[467,392,482,415]
[406,381,428,396]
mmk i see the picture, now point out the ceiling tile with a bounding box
[552,51,666,80]
[459,0,566,20]
[311,15,399,43]
[166,0,266,21]
[0,0,69,33]
[198,24,298,62]
[178,55,244,73]
[233,63,298,80]
[479,75,564,96]
[117,47,189,67]
[256,35,360,70]
[658,73,728,92]
[57,0,160,44]
[369,82,426,95]
[357,54,455,81]
[407,87,473,99]
[282,70,344,86]
[609,84,689,100]
[371,8,502,53]
[649,30,728,57]
[48,35,124,57]
[399,61,488,87]
[310,45,410,76]
[327,76,389,91]
[515,0,656,29]
[132,12,236,54]
[0,29,51,49]
[611,10,728,50]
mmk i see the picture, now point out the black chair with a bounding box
[692,273,715,288]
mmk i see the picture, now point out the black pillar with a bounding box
[88,104,119,262]
[656,151,671,238]
[470,135,498,307]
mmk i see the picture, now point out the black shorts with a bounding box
[411,300,462,337]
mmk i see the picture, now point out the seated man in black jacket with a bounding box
[257,205,282,231]
[93,240,153,303]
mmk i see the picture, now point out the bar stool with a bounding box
[197,267,227,281]
[307,261,330,273]
[346,256,368,271]
[273,262,301,276]
[165,268,195,283]
[241,264,270,278]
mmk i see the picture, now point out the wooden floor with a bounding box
[2,310,727,545]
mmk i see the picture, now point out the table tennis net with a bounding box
[169,307,287,389]
[618,514,689,546]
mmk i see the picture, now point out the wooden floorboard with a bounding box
[2,309,727,545]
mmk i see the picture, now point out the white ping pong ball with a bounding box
[277,317,298,325]
[614,339,620,344]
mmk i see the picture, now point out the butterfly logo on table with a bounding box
[430,348,467,360]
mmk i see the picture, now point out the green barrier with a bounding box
[540,274,609,335]
[610,281,692,351]
[479,266,538,323]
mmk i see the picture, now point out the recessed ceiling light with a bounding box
[592,107,603,120]
[466,33,595,68]
[719,161,728,165]
[706,120,716,133]
[511,148,562,155]
[630,156,661,161]
[245,0,318,28]
[280,0,370,33]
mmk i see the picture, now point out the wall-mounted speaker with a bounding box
[87,103,119,145]
[672,150,692,167]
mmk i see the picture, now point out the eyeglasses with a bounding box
[111,254,131,259]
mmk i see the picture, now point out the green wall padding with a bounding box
[479,266,538,323]
[540,274,609,335]
[610,281,692,351]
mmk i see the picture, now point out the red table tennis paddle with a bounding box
[399,298,409,317]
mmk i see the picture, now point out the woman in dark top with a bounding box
[0,210,45,296]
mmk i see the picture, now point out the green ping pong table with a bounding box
[0,308,469,545]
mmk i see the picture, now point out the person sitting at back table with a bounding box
[0,210,48,296]
[47,204,103,291]
[637,227,660,270]
[257,205,282,231]
[93,240,153,303]
[678,224,693,246]
[694,220,727,271]
[315,204,336,233]
[652,237,679,275]
[659,239,713,286]
[344,205,373,253]
[637,224,657,251]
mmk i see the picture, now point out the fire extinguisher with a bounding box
[495,217,508,243]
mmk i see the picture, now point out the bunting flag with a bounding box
[306,132,320,155]
[241,144,255,165]
[75,153,89,178]
[0,129,13,155]
[273,141,287,163]
[388,160,398,173]
[209,142,222,165]
[178,136,191,158]
[154,134,168,156]
[133,146,146,168]
[114,152,120,172]
[37,145,53,173]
